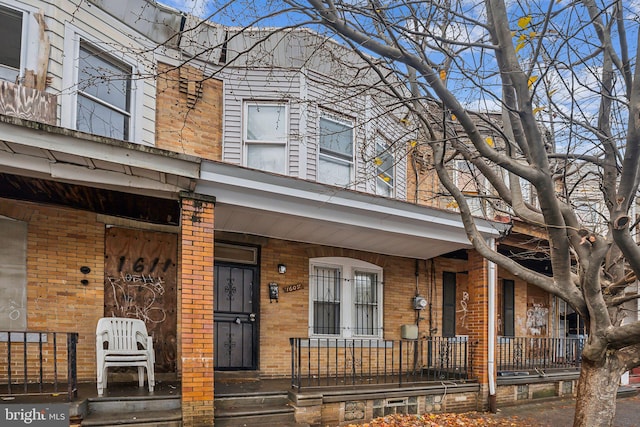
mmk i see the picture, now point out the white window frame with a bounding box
[61,24,143,143]
[0,0,38,83]
[455,159,484,217]
[375,134,395,197]
[318,112,354,187]
[309,257,383,339]
[242,101,289,174]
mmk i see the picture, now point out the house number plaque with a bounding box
[283,283,304,293]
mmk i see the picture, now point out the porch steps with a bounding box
[214,391,306,427]
[80,395,181,427]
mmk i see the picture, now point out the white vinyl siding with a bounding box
[218,43,408,198]
[222,68,302,172]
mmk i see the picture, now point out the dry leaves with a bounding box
[345,412,538,427]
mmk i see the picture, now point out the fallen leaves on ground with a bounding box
[345,412,539,426]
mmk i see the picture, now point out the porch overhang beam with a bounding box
[198,161,507,260]
[0,115,201,198]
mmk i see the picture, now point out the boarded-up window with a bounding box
[104,227,177,372]
[0,217,27,330]
[526,284,549,336]
[442,272,456,337]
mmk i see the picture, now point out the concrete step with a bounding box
[214,392,301,427]
[214,391,290,410]
[81,408,181,427]
[85,395,181,414]
[80,395,182,426]
[213,409,299,427]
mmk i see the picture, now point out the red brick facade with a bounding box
[179,195,215,426]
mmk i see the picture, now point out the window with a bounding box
[318,114,354,186]
[455,160,484,217]
[76,42,132,140]
[375,135,394,196]
[0,2,37,83]
[310,257,382,338]
[244,102,288,173]
[62,26,142,143]
[502,279,515,336]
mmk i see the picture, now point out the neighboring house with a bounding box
[0,1,594,426]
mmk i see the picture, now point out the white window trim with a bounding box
[308,257,383,339]
[375,133,395,197]
[0,0,39,82]
[455,159,485,216]
[318,111,355,186]
[61,23,144,144]
[242,100,289,174]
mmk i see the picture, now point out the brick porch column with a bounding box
[180,194,215,426]
[467,249,490,403]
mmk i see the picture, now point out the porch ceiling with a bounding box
[198,161,508,260]
[0,116,200,199]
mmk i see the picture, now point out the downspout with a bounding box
[487,237,497,412]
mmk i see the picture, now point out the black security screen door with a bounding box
[214,263,258,370]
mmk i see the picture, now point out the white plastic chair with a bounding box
[96,317,155,396]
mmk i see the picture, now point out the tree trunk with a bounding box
[574,354,625,427]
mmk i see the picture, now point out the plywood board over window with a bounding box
[0,217,27,331]
[104,227,177,373]
[526,284,549,337]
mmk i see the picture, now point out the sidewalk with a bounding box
[491,390,640,427]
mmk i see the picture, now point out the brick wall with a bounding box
[467,249,489,383]
[155,62,224,161]
[223,236,472,378]
[0,198,104,381]
[179,195,215,426]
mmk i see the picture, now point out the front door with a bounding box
[214,263,258,370]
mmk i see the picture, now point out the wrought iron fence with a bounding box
[290,337,468,389]
[496,336,583,373]
[0,331,78,400]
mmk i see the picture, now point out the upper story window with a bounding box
[318,113,354,186]
[375,135,394,197]
[243,102,288,174]
[76,43,132,140]
[455,159,484,217]
[0,2,37,83]
[309,257,383,338]
[62,25,142,143]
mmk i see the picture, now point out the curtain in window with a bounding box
[246,105,286,141]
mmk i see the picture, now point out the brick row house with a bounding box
[0,0,610,425]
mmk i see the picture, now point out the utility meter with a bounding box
[413,296,427,310]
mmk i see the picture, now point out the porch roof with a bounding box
[198,161,508,260]
[0,115,200,200]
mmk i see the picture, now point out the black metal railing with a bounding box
[496,336,583,373]
[290,337,468,389]
[0,331,78,400]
